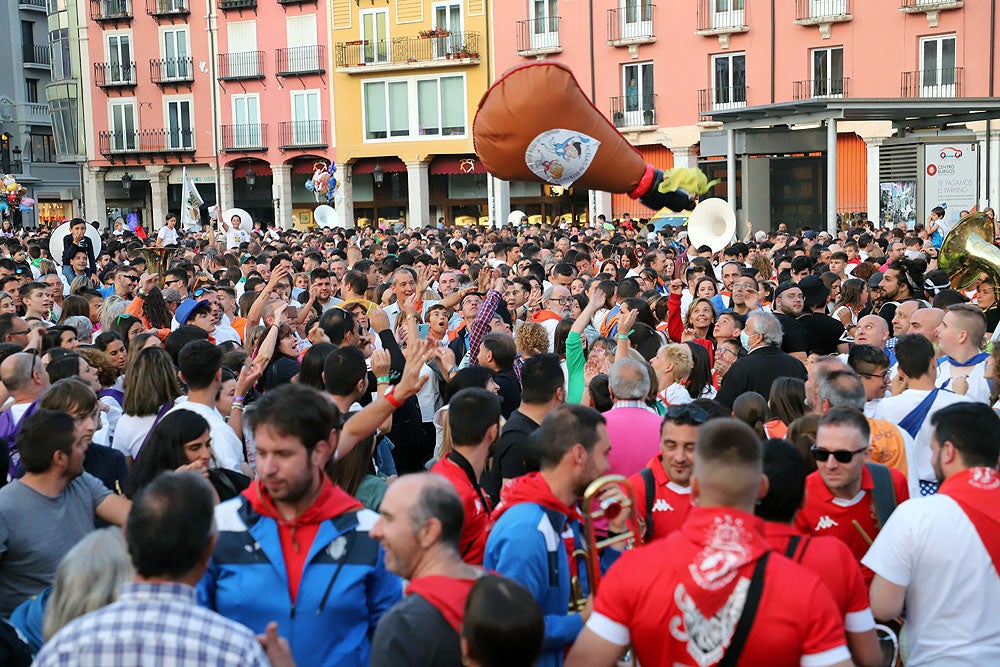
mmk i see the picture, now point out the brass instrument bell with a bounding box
[939,212,1000,290]
[139,247,179,289]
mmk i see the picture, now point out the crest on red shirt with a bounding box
[688,515,753,591]
[970,467,1000,490]
[669,577,750,667]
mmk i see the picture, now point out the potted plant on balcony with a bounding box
[643,107,654,125]
[613,111,625,127]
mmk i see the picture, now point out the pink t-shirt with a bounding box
[603,406,662,477]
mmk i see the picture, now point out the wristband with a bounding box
[137,289,147,299]
[231,404,244,411]
[376,375,392,385]
[617,329,634,340]
[448,366,458,376]
[384,386,404,408]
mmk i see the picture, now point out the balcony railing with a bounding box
[278,120,328,149]
[278,0,314,5]
[335,32,480,69]
[94,62,137,88]
[220,124,268,152]
[146,0,189,16]
[900,0,962,9]
[90,0,132,21]
[516,17,562,55]
[18,103,51,124]
[793,77,850,99]
[696,0,748,31]
[901,67,963,97]
[607,4,655,45]
[18,0,47,10]
[218,0,255,10]
[610,95,657,128]
[98,129,195,156]
[795,0,851,21]
[150,57,194,84]
[217,51,264,80]
[698,86,748,113]
[23,45,50,67]
[276,45,326,75]
[0,160,23,174]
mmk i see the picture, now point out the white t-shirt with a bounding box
[873,389,973,492]
[157,225,179,246]
[862,494,1000,667]
[168,397,244,473]
[226,227,250,250]
[936,357,991,405]
[112,414,158,459]
[93,395,123,448]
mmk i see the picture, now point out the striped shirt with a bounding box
[34,582,269,667]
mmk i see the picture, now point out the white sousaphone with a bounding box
[314,205,337,229]
[49,221,102,266]
[685,198,736,258]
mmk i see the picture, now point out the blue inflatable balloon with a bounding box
[18,204,30,212]
[328,163,336,175]
[304,180,315,192]
[0,202,7,214]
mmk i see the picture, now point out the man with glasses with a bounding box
[726,276,762,318]
[107,264,139,300]
[772,281,809,362]
[533,285,572,352]
[0,313,32,348]
[795,407,909,585]
[847,345,892,417]
[163,269,190,299]
[628,404,709,543]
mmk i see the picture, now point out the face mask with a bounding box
[904,250,922,260]
[740,330,751,350]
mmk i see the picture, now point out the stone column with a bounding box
[335,162,355,229]
[270,164,293,230]
[588,190,612,227]
[218,165,235,216]
[487,174,510,228]
[671,145,699,169]
[405,160,430,228]
[145,165,172,231]
[865,137,882,226]
[83,166,107,228]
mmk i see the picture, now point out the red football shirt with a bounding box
[794,465,909,585]
[431,452,492,565]
[628,455,692,542]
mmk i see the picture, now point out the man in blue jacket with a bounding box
[198,381,422,667]
[484,403,620,667]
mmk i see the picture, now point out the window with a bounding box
[285,14,319,71]
[363,74,467,141]
[620,0,653,39]
[712,0,745,29]
[31,135,56,163]
[530,0,558,49]
[106,33,133,83]
[162,27,190,79]
[166,99,193,149]
[812,46,844,97]
[291,90,322,144]
[49,28,72,81]
[48,85,80,159]
[231,94,261,147]
[432,1,463,57]
[226,21,259,77]
[360,9,389,64]
[920,35,957,97]
[109,99,137,151]
[26,79,39,104]
[712,52,746,109]
[622,62,654,126]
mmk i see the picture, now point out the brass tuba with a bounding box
[139,246,179,289]
[938,212,1000,290]
[569,474,643,612]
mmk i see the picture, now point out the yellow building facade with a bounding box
[331,0,491,228]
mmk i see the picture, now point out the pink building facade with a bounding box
[490,0,1000,232]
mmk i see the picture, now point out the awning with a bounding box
[232,162,271,178]
[291,159,331,175]
[352,157,407,174]
[430,155,485,175]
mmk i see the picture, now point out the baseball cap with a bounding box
[174,298,211,326]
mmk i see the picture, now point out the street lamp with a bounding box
[373,161,384,187]
[245,165,257,190]
[121,172,133,197]
[11,146,21,171]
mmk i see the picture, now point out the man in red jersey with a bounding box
[628,404,705,542]
[757,439,882,667]
[430,387,500,565]
[794,407,909,585]
[565,419,852,667]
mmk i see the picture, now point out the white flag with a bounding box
[181,167,204,232]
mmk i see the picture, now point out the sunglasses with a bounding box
[665,405,710,425]
[810,445,866,464]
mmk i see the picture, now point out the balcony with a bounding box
[278,120,328,149]
[90,0,132,22]
[276,45,326,76]
[0,159,23,174]
[899,0,962,28]
[793,77,850,99]
[18,103,51,124]
[18,0,47,11]
[94,62,136,88]
[335,32,480,73]
[607,5,655,47]
[698,86,748,114]
[901,67,963,98]
[277,0,315,5]
[695,0,748,48]
[794,0,851,37]
[516,17,562,57]
[220,124,268,152]
[217,51,264,80]
[98,129,195,158]
[150,57,194,84]
[23,45,50,68]
[610,95,657,129]
[218,0,255,10]
[146,0,189,17]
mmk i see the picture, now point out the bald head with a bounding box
[892,300,923,337]
[1,352,47,395]
[854,315,889,348]
[909,307,944,344]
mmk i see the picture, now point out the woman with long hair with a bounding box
[325,418,386,511]
[78,347,125,447]
[124,410,250,502]
[598,260,620,282]
[260,323,301,391]
[110,313,144,345]
[732,391,768,440]
[820,272,841,313]
[41,325,79,353]
[683,297,717,344]
[832,277,868,335]
[56,295,91,324]
[694,276,719,300]
[298,342,336,391]
[684,341,716,400]
[114,346,183,461]
[765,377,808,439]
[95,331,128,378]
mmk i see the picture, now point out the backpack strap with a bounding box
[640,467,655,542]
[717,552,770,667]
[866,462,898,529]
[784,535,801,559]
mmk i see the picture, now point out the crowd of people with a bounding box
[0,206,998,666]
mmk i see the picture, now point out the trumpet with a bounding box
[569,474,644,612]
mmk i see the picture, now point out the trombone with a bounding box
[569,474,644,612]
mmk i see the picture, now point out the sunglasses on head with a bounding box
[665,404,710,425]
[810,445,866,464]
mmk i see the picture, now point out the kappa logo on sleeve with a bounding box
[652,499,675,512]
[814,516,839,530]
